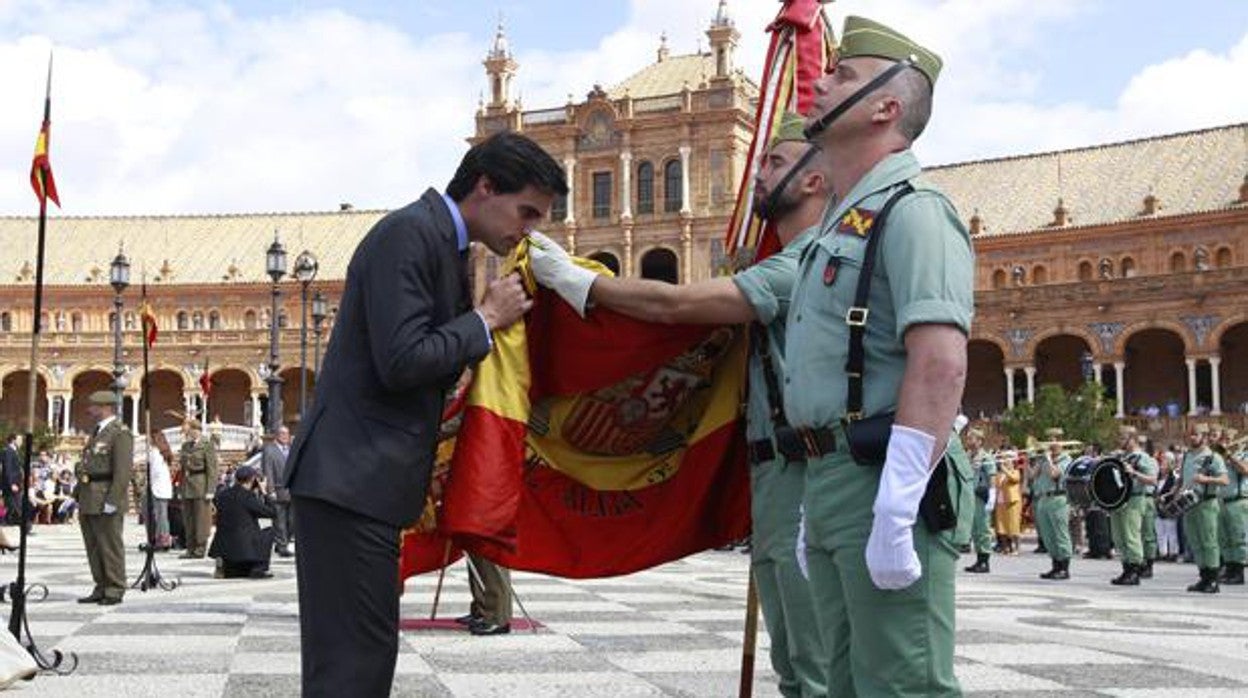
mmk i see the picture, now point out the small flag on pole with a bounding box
[140,297,159,349]
[199,358,213,398]
[30,54,60,208]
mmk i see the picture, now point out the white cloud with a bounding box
[0,0,1244,215]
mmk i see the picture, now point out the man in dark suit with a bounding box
[260,426,293,557]
[1,434,23,526]
[285,131,566,697]
[208,465,276,579]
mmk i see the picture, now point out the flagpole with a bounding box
[8,52,78,675]
[737,572,760,698]
[131,279,179,593]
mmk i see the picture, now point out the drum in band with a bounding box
[1064,455,1130,511]
[1157,487,1201,519]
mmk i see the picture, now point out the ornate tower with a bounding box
[706,0,739,81]
[483,18,518,111]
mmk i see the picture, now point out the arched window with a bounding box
[55,312,67,332]
[663,159,682,213]
[588,251,621,276]
[208,311,222,330]
[1215,246,1233,268]
[640,248,679,284]
[1169,251,1186,273]
[1077,260,1094,281]
[278,311,289,329]
[70,312,83,333]
[124,312,137,330]
[244,310,258,330]
[260,309,271,329]
[176,311,189,330]
[636,161,654,214]
[991,269,1007,290]
[1120,257,1136,278]
[0,312,10,332]
[1031,265,1047,285]
[192,311,205,330]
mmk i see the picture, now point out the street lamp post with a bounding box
[311,290,328,377]
[109,247,131,415]
[293,251,319,420]
[265,233,287,434]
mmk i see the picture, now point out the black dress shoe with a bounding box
[249,570,274,579]
[455,614,482,626]
[77,595,104,604]
[468,621,510,636]
[98,597,122,606]
[274,547,293,558]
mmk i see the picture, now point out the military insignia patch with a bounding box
[837,208,876,237]
[823,258,840,286]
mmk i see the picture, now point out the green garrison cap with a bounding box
[768,111,808,149]
[838,15,943,87]
[88,390,118,406]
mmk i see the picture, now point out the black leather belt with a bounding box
[1222,496,1247,502]
[748,439,776,464]
[775,425,838,460]
[79,474,112,484]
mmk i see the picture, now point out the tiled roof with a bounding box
[608,52,753,100]
[924,123,1248,236]
[0,209,385,286]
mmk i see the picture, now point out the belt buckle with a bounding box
[81,474,90,484]
[799,428,820,458]
[845,307,869,327]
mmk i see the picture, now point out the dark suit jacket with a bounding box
[285,188,490,527]
[1,445,21,491]
[260,443,290,503]
[209,483,275,563]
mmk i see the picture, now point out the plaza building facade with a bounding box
[1,6,1245,452]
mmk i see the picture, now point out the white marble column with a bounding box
[1093,363,1103,385]
[47,395,57,434]
[250,394,262,429]
[678,145,692,215]
[623,227,634,277]
[1185,358,1198,416]
[1004,368,1016,410]
[1023,366,1036,403]
[563,157,576,224]
[1114,362,1126,418]
[63,395,74,435]
[1210,355,1223,416]
[129,395,140,433]
[619,151,633,220]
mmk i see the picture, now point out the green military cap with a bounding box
[768,111,808,149]
[1193,422,1210,435]
[88,390,118,406]
[838,15,943,87]
[966,427,984,440]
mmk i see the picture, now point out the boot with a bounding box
[964,553,990,573]
[1187,567,1220,593]
[1139,558,1154,579]
[1034,541,1047,555]
[1111,562,1140,586]
[1039,559,1069,580]
[1219,562,1244,585]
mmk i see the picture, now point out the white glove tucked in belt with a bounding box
[795,503,809,579]
[865,425,937,590]
[528,231,597,317]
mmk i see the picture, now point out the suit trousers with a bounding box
[272,501,294,549]
[294,495,400,698]
[183,498,212,556]
[80,512,125,600]
[468,554,512,626]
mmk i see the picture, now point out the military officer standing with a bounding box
[531,110,830,698]
[964,428,996,573]
[1032,429,1073,580]
[1108,426,1157,585]
[76,391,132,605]
[787,17,971,696]
[1217,429,1246,585]
[1181,423,1228,593]
[178,420,219,559]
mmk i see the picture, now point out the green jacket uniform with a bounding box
[734,228,826,698]
[1218,448,1247,565]
[969,449,997,556]
[76,416,132,602]
[783,150,973,697]
[1182,447,1226,570]
[1110,450,1157,565]
[179,436,219,500]
[1032,452,1072,562]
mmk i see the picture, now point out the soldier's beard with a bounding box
[753,186,800,222]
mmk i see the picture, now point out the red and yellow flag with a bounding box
[400,244,750,581]
[140,300,159,348]
[31,119,60,208]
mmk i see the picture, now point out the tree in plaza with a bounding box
[999,382,1117,450]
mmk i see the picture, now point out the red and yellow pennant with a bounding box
[30,119,60,208]
[140,299,159,348]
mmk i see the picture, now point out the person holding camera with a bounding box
[208,464,276,579]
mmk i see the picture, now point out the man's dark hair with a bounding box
[446,131,568,202]
[891,68,934,142]
[4,434,16,445]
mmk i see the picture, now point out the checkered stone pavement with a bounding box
[3,522,1247,696]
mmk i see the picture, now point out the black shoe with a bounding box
[97,597,122,606]
[1034,545,1047,555]
[274,546,293,558]
[964,553,990,574]
[1219,562,1244,585]
[454,614,481,626]
[1110,563,1140,586]
[249,570,274,579]
[468,621,510,636]
[1040,559,1069,580]
[77,594,104,604]
[1139,559,1154,579]
[1187,567,1220,593]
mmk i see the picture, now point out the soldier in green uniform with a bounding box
[1216,428,1246,585]
[964,428,996,573]
[1181,423,1228,593]
[786,16,970,696]
[1108,426,1158,585]
[1139,439,1160,579]
[1032,429,1073,580]
[178,420,219,558]
[76,390,132,605]
[530,111,831,697]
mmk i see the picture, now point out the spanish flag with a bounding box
[30,79,60,208]
[402,242,750,580]
[140,299,159,348]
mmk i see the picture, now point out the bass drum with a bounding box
[1064,455,1130,512]
[1158,488,1201,519]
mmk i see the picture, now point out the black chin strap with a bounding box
[759,144,819,221]
[803,58,914,140]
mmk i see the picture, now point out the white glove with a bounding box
[795,504,809,579]
[986,487,997,513]
[102,502,117,515]
[865,425,936,590]
[528,231,596,317]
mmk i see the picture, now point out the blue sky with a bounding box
[0,0,1245,215]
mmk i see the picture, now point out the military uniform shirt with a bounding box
[971,450,996,493]
[1127,450,1159,494]
[1220,449,1247,499]
[781,151,974,428]
[1182,447,1226,497]
[1031,453,1071,496]
[733,228,818,442]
